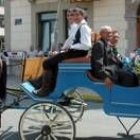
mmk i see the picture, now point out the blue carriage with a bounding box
[20,56,140,140]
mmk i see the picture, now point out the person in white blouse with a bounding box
[50,9,77,55]
[61,9,78,51]
[30,7,92,96]
[62,8,91,51]
[66,8,77,36]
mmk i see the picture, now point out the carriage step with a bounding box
[58,96,75,106]
[70,99,88,106]
[58,96,87,106]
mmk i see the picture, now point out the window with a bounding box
[0,0,4,5]
[0,37,4,51]
[0,15,4,27]
[38,12,57,53]
[64,10,69,39]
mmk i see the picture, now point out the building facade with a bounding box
[4,0,140,54]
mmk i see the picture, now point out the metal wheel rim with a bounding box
[19,102,75,140]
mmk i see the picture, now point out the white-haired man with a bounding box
[91,26,138,88]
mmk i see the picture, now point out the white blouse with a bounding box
[70,19,92,51]
[62,23,78,50]
[62,19,92,51]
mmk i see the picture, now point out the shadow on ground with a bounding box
[76,136,140,140]
[0,130,140,140]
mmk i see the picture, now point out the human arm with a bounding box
[61,23,78,50]
[61,35,74,50]
[91,41,105,71]
[104,77,113,89]
[91,41,114,88]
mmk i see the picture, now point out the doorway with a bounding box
[39,12,57,53]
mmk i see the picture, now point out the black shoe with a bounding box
[32,88,52,97]
[29,76,42,89]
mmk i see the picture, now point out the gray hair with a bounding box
[100,25,112,33]
[73,7,86,17]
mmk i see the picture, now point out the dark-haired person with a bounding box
[30,7,92,96]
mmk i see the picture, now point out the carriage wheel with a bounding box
[19,102,76,140]
[60,88,86,123]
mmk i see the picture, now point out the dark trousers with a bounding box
[116,69,138,87]
[43,49,88,89]
[91,68,138,87]
[0,60,7,100]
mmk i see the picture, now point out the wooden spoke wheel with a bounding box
[19,102,76,140]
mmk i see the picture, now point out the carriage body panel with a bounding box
[21,62,140,118]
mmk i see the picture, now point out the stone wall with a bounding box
[93,0,127,54]
[125,0,140,54]
[5,0,140,54]
[32,0,94,49]
[10,0,32,51]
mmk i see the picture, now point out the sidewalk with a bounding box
[0,101,140,140]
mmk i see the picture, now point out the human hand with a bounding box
[49,51,59,56]
[104,77,113,89]
[61,47,69,52]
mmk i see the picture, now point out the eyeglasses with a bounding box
[67,14,74,17]
[74,13,81,16]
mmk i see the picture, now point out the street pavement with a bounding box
[0,98,140,140]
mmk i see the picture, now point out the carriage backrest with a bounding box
[92,33,101,43]
[22,55,91,81]
[21,56,46,81]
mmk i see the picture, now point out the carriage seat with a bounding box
[63,55,90,63]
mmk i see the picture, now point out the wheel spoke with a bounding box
[24,116,46,125]
[47,135,51,140]
[63,89,85,123]
[51,111,65,123]
[23,130,40,136]
[35,134,42,140]
[19,102,75,140]
[52,121,72,130]
[50,134,58,140]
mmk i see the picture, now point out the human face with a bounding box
[109,32,120,46]
[73,11,83,24]
[106,30,112,40]
[67,11,74,24]
[101,29,112,41]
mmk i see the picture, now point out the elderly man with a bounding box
[91,26,138,88]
